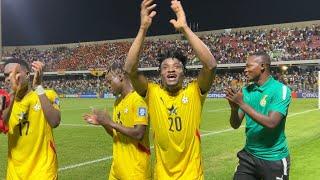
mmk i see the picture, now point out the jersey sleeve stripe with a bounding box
[282,85,287,100]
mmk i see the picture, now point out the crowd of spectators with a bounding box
[209,70,318,94]
[277,70,318,93]
[3,24,320,71]
[42,77,107,95]
[0,68,317,95]
[1,23,319,95]
[0,69,308,95]
[202,24,320,64]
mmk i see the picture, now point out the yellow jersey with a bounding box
[7,90,60,180]
[146,81,206,180]
[109,91,151,180]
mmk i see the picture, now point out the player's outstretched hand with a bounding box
[140,0,157,30]
[225,88,243,109]
[32,61,44,88]
[83,113,100,125]
[169,0,188,31]
[83,108,113,127]
[82,114,100,125]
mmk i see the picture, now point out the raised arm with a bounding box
[32,61,61,128]
[125,0,157,97]
[169,0,217,94]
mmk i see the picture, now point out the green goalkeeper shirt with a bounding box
[240,76,291,161]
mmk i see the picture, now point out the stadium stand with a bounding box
[2,23,320,71]
[1,21,319,96]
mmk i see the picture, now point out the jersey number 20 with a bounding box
[169,117,182,132]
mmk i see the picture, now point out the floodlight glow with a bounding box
[281,65,288,71]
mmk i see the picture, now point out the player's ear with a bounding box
[261,63,265,72]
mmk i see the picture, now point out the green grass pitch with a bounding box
[0,98,319,179]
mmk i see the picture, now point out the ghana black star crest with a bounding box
[18,112,28,122]
[167,105,178,116]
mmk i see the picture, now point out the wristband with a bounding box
[35,85,45,95]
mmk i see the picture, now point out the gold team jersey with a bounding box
[7,90,60,180]
[109,91,151,180]
[146,81,206,180]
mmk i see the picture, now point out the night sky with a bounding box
[2,0,320,46]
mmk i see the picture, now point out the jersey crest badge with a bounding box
[33,103,41,111]
[182,96,188,104]
[260,95,268,107]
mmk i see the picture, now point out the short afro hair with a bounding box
[157,48,187,70]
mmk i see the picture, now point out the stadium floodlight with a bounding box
[281,65,288,71]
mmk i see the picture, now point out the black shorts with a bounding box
[234,149,290,180]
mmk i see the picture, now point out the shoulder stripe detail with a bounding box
[282,85,287,100]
